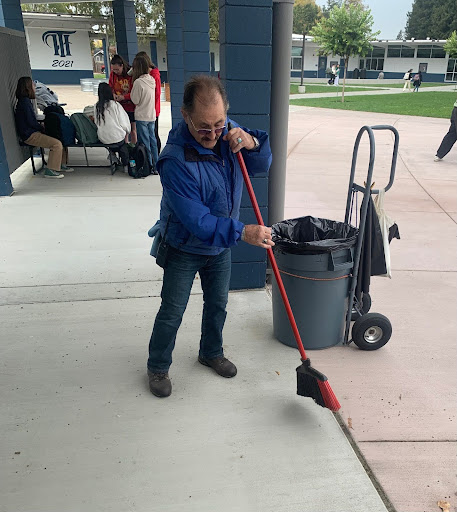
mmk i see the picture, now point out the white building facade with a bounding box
[290,36,456,82]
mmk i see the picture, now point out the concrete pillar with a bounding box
[219,0,273,290]
[112,0,138,65]
[164,0,184,127]
[0,124,14,196]
[181,0,210,83]
[269,0,294,226]
[165,0,211,128]
[0,0,24,32]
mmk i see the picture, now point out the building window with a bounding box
[365,58,384,70]
[387,45,415,58]
[291,46,302,70]
[446,59,457,82]
[362,46,385,70]
[417,44,446,58]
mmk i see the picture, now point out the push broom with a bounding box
[232,129,340,411]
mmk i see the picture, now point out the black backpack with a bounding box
[44,112,76,146]
[43,104,65,116]
[128,143,154,178]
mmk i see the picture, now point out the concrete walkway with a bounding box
[1,89,456,512]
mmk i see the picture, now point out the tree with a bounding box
[396,30,404,40]
[293,0,321,86]
[310,3,379,102]
[405,0,457,40]
[22,0,220,49]
[444,31,457,58]
[322,0,365,18]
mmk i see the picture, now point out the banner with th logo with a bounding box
[26,27,92,71]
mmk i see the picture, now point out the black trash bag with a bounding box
[272,216,358,255]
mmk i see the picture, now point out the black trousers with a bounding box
[154,116,161,154]
[106,140,129,166]
[436,107,457,159]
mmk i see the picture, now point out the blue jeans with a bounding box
[136,120,159,167]
[147,247,231,373]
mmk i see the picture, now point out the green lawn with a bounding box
[290,83,386,94]
[290,91,456,118]
[349,82,455,88]
[291,82,455,91]
[94,73,106,79]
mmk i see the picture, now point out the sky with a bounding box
[314,0,414,40]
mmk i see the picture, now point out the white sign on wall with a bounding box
[26,27,92,70]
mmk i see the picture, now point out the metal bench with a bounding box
[19,140,47,175]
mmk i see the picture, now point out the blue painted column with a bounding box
[0,124,14,196]
[0,0,24,32]
[219,0,273,290]
[112,0,138,65]
[164,0,184,127]
[181,0,210,83]
[165,0,210,128]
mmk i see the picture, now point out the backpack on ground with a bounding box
[44,112,76,146]
[70,113,99,145]
[128,143,152,179]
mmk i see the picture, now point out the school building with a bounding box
[18,14,457,85]
[291,35,456,82]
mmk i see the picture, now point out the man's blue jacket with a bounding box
[151,118,272,256]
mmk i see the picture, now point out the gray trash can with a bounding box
[271,216,357,350]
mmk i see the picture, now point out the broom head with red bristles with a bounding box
[296,358,341,411]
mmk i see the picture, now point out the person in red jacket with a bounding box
[108,54,137,145]
[133,51,162,154]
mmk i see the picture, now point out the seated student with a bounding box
[14,76,73,179]
[93,82,131,173]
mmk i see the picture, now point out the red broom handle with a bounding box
[236,151,308,361]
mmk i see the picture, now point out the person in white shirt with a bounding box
[334,64,340,86]
[94,82,131,172]
[130,55,159,168]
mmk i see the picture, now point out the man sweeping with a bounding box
[147,75,273,398]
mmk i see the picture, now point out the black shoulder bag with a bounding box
[156,215,171,269]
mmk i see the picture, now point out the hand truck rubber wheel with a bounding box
[352,313,392,351]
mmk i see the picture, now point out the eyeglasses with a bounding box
[188,116,226,136]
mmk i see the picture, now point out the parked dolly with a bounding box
[343,125,400,351]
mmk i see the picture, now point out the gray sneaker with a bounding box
[148,371,172,397]
[43,168,64,179]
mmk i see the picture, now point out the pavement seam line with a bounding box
[286,124,324,158]
[360,439,457,443]
[334,412,398,512]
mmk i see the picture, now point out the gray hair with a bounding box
[182,75,229,114]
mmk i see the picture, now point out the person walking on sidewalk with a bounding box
[130,55,159,169]
[14,77,73,179]
[434,99,457,161]
[334,64,340,86]
[403,69,413,91]
[412,70,422,92]
[93,83,131,173]
[146,75,273,398]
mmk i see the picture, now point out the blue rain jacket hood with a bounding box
[152,118,272,256]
